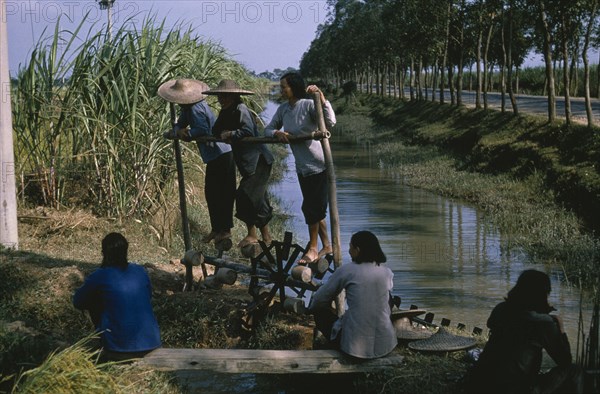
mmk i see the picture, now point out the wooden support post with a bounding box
[312,92,344,317]
[169,103,206,290]
[312,93,342,269]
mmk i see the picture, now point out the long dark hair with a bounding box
[350,231,387,264]
[281,72,307,100]
[506,269,553,313]
[101,232,129,268]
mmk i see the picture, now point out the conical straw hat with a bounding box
[157,79,209,104]
[390,309,427,320]
[203,79,255,95]
[393,317,433,341]
[408,327,476,352]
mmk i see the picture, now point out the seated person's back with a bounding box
[73,232,161,357]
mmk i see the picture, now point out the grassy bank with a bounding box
[4,91,599,393]
[332,93,600,288]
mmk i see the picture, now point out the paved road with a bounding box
[459,90,600,121]
[413,88,600,122]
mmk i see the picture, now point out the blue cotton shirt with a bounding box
[73,263,161,353]
[176,100,232,163]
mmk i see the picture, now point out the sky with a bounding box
[3,0,330,75]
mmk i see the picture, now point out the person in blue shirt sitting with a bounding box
[73,232,161,361]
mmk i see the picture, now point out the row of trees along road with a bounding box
[300,0,600,128]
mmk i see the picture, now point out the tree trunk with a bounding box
[582,0,598,127]
[597,51,600,98]
[401,67,407,100]
[476,1,484,109]
[449,65,456,105]
[393,61,398,99]
[483,15,494,110]
[500,4,507,113]
[410,58,416,101]
[378,61,383,96]
[432,60,439,102]
[560,12,572,126]
[381,62,387,97]
[570,46,579,97]
[440,0,452,105]
[457,0,466,106]
[507,0,518,114]
[539,0,556,123]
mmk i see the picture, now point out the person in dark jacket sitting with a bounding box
[464,269,582,393]
[73,232,161,361]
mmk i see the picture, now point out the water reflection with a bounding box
[265,100,591,339]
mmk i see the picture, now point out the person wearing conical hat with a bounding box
[158,78,236,244]
[203,79,274,247]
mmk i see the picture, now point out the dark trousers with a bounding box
[235,155,273,228]
[532,364,583,394]
[205,152,235,232]
[312,306,341,349]
[298,170,328,225]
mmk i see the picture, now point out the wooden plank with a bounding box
[139,348,403,374]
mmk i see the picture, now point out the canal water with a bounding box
[263,100,591,340]
[177,100,592,393]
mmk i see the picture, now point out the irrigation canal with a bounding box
[173,100,593,393]
[263,100,593,340]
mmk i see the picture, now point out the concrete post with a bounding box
[0,0,19,250]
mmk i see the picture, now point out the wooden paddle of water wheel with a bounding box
[242,231,335,329]
[176,231,335,329]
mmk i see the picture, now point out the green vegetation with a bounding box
[8,336,178,394]
[332,93,600,288]
[301,0,600,126]
[12,15,269,218]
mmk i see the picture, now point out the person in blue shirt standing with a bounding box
[73,232,161,361]
[159,78,236,244]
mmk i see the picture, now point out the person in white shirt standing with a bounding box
[265,72,337,264]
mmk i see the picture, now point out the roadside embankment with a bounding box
[331,93,599,288]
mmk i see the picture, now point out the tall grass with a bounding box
[12,14,269,217]
[9,335,178,394]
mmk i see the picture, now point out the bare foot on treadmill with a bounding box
[318,245,333,258]
[202,231,217,243]
[238,236,258,248]
[298,248,319,265]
